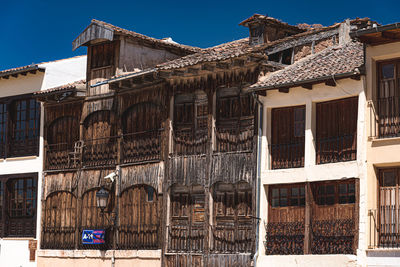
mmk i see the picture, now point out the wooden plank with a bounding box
[301,84,313,90]
[325,79,336,87]
[278,87,290,93]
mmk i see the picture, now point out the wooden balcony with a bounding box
[214,126,253,153]
[211,224,253,253]
[172,129,208,156]
[118,223,159,250]
[122,129,162,164]
[264,221,305,255]
[45,143,76,170]
[83,136,118,167]
[167,224,205,253]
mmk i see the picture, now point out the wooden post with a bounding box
[304,182,312,254]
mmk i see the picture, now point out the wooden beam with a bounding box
[159,71,171,78]
[381,31,399,40]
[21,72,27,76]
[216,62,230,70]
[132,76,143,84]
[301,84,313,90]
[233,59,245,67]
[144,73,155,82]
[350,75,361,81]
[278,87,289,93]
[255,90,267,96]
[202,64,215,72]
[325,79,336,87]
[173,69,186,76]
[12,74,18,78]
[2,75,9,79]
[187,67,200,75]
[29,70,37,75]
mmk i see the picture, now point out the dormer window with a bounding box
[90,42,115,69]
[249,24,264,46]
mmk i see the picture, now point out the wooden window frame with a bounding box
[271,105,305,169]
[316,97,358,164]
[0,173,38,238]
[90,42,115,70]
[0,94,40,158]
[376,58,400,138]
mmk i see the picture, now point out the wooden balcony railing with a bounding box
[167,224,205,253]
[41,226,76,249]
[214,127,253,153]
[369,208,400,249]
[122,129,162,164]
[316,134,356,164]
[211,225,253,253]
[270,141,304,169]
[172,129,208,156]
[83,136,118,167]
[118,223,159,250]
[45,143,76,170]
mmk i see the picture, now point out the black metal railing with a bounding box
[270,141,305,169]
[172,129,208,156]
[311,219,355,254]
[122,129,162,164]
[369,208,400,249]
[7,138,39,158]
[167,225,205,253]
[83,136,118,167]
[264,221,304,255]
[317,134,356,164]
[214,126,254,153]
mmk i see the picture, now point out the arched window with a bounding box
[211,182,253,253]
[83,111,117,166]
[41,191,77,249]
[119,185,159,249]
[46,116,80,169]
[80,189,113,249]
[216,89,255,152]
[173,91,208,155]
[121,103,162,163]
[169,184,205,252]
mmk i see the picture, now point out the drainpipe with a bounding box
[252,93,263,267]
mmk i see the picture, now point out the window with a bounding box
[271,105,305,169]
[0,173,38,237]
[270,185,305,208]
[377,59,400,137]
[316,97,358,164]
[90,42,115,69]
[0,95,40,158]
[173,92,208,155]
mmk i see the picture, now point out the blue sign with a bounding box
[82,230,105,244]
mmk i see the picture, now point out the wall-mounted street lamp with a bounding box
[96,187,109,213]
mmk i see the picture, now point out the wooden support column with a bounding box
[304,182,312,254]
[75,195,82,249]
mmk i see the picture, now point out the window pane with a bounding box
[271,198,279,207]
[383,171,397,186]
[326,185,335,195]
[280,188,287,197]
[339,184,347,194]
[382,64,395,79]
[291,187,299,196]
[326,196,335,205]
[271,188,279,198]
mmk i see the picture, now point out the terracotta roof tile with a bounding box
[157,38,251,70]
[91,19,202,53]
[35,79,86,95]
[250,41,363,89]
[0,64,43,78]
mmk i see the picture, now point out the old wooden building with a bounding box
[36,15,377,267]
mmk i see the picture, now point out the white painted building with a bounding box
[0,55,86,267]
[245,20,369,266]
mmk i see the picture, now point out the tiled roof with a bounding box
[35,79,86,95]
[0,64,44,78]
[157,37,251,70]
[91,19,201,53]
[250,41,363,90]
[239,14,303,32]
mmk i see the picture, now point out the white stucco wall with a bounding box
[256,78,367,266]
[0,56,86,267]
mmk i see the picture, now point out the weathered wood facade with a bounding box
[37,18,272,267]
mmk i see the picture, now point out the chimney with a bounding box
[240,14,304,46]
[339,19,351,45]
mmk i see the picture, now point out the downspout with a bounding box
[252,93,263,267]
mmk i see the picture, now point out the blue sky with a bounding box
[1,0,399,70]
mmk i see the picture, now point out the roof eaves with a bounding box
[0,65,45,79]
[350,22,400,38]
